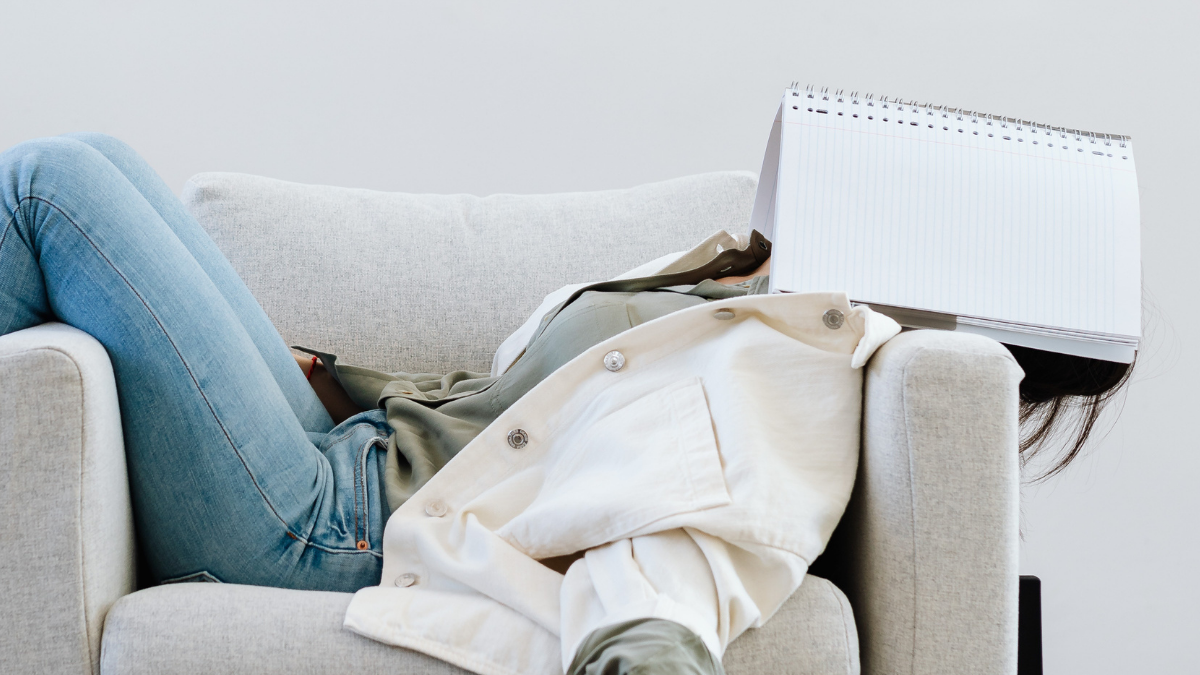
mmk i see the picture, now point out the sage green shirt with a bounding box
[322,275,770,515]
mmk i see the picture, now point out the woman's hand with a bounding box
[291,350,368,425]
[293,351,319,378]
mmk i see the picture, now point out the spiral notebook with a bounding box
[750,85,1141,363]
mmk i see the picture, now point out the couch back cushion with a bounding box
[182,172,758,374]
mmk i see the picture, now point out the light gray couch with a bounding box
[0,171,1021,675]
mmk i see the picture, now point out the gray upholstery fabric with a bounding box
[0,171,1020,675]
[176,171,1019,673]
[827,329,1023,675]
[0,323,135,675]
[100,575,857,675]
[181,171,757,374]
[723,576,860,675]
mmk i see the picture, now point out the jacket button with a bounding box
[425,500,448,517]
[713,309,735,320]
[603,350,626,372]
[822,309,845,329]
[394,573,419,587]
[507,429,529,449]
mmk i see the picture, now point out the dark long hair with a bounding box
[1005,345,1134,481]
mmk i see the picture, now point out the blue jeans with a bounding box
[0,134,388,591]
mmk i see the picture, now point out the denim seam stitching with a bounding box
[325,422,371,447]
[356,435,384,547]
[354,437,365,544]
[161,570,222,584]
[360,436,374,544]
[0,211,23,335]
[17,195,300,539]
[0,213,15,255]
[304,540,383,558]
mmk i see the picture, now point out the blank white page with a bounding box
[769,91,1141,339]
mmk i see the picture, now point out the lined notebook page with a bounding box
[769,93,1141,339]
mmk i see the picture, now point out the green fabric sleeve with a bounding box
[567,619,724,675]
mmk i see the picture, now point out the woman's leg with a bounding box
[0,136,384,591]
[60,132,333,435]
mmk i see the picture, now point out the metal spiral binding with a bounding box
[791,83,1128,147]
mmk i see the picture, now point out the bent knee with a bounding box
[60,131,134,159]
[0,137,129,239]
[1,135,111,179]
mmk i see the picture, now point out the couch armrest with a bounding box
[0,323,135,675]
[832,329,1022,675]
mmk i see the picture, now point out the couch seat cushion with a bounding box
[101,574,857,674]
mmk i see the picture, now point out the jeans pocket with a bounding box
[353,434,388,549]
[160,570,224,584]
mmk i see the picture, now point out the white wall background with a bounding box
[2,1,1196,672]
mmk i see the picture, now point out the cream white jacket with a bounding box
[343,236,900,675]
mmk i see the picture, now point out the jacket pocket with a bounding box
[496,376,730,559]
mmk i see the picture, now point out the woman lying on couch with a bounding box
[0,134,1131,675]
